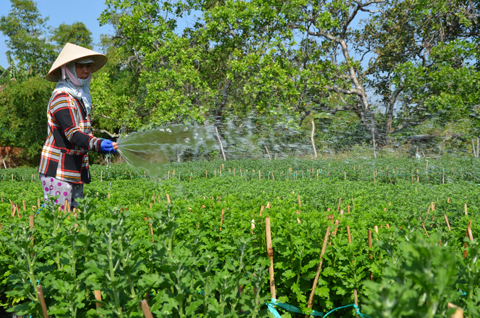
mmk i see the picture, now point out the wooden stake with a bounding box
[37,285,49,318]
[141,300,154,318]
[347,225,352,244]
[265,217,276,299]
[305,226,330,315]
[368,230,373,280]
[94,290,102,308]
[337,197,342,211]
[463,220,472,258]
[265,146,272,160]
[467,227,474,242]
[422,223,430,237]
[354,289,359,308]
[166,194,171,204]
[218,209,225,241]
[444,215,451,231]
[347,205,350,214]
[333,220,339,236]
[23,200,26,211]
[465,203,468,216]
[297,195,301,208]
[448,303,464,318]
[215,126,226,161]
[29,215,34,230]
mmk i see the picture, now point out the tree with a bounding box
[51,22,93,50]
[0,76,55,161]
[0,0,55,75]
[98,0,301,137]
[98,0,480,148]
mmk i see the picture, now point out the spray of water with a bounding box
[114,115,334,176]
[116,124,220,176]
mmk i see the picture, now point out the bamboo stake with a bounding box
[444,215,451,231]
[265,145,272,160]
[449,303,464,318]
[422,223,430,237]
[337,197,342,211]
[94,290,102,308]
[368,230,373,281]
[311,119,318,159]
[465,203,468,216]
[467,227,474,242]
[141,300,154,318]
[215,126,226,161]
[305,226,330,316]
[37,285,49,318]
[29,214,34,230]
[463,220,472,258]
[166,194,171,204]
[354,289,359,314]
[333,220,339,236]
[347,225,352,244]
[218,209,225,241]
[297,195,301,208]
[265,217,276,299]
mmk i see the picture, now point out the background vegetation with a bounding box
[0,0,479,164]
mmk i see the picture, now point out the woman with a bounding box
[38,43,118,209]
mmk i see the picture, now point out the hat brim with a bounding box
[46,54,107,82]
[46,43,108,82]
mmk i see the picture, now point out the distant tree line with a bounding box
[1,0,479,163]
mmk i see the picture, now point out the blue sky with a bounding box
[0,0,115,68]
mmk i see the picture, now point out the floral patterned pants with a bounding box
[39,173,83,209]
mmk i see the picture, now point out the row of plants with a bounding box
[1,158,480,184]
[0,159,479,317]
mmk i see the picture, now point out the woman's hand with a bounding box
[101,139,118,153]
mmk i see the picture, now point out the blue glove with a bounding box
[101,139,117,153]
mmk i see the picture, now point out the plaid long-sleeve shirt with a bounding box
[38,90,104,184]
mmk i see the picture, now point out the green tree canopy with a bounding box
[0,0,55,75]
[51,22,93,50]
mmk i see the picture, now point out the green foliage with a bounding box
[0,76,55,161]
[1,158,480,317]
[0,0,56,75]
[51,22,93,50]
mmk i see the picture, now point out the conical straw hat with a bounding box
[46,43,108,82]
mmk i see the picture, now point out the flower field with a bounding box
[1,158,480,317]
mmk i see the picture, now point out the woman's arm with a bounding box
[49,92,104,152]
